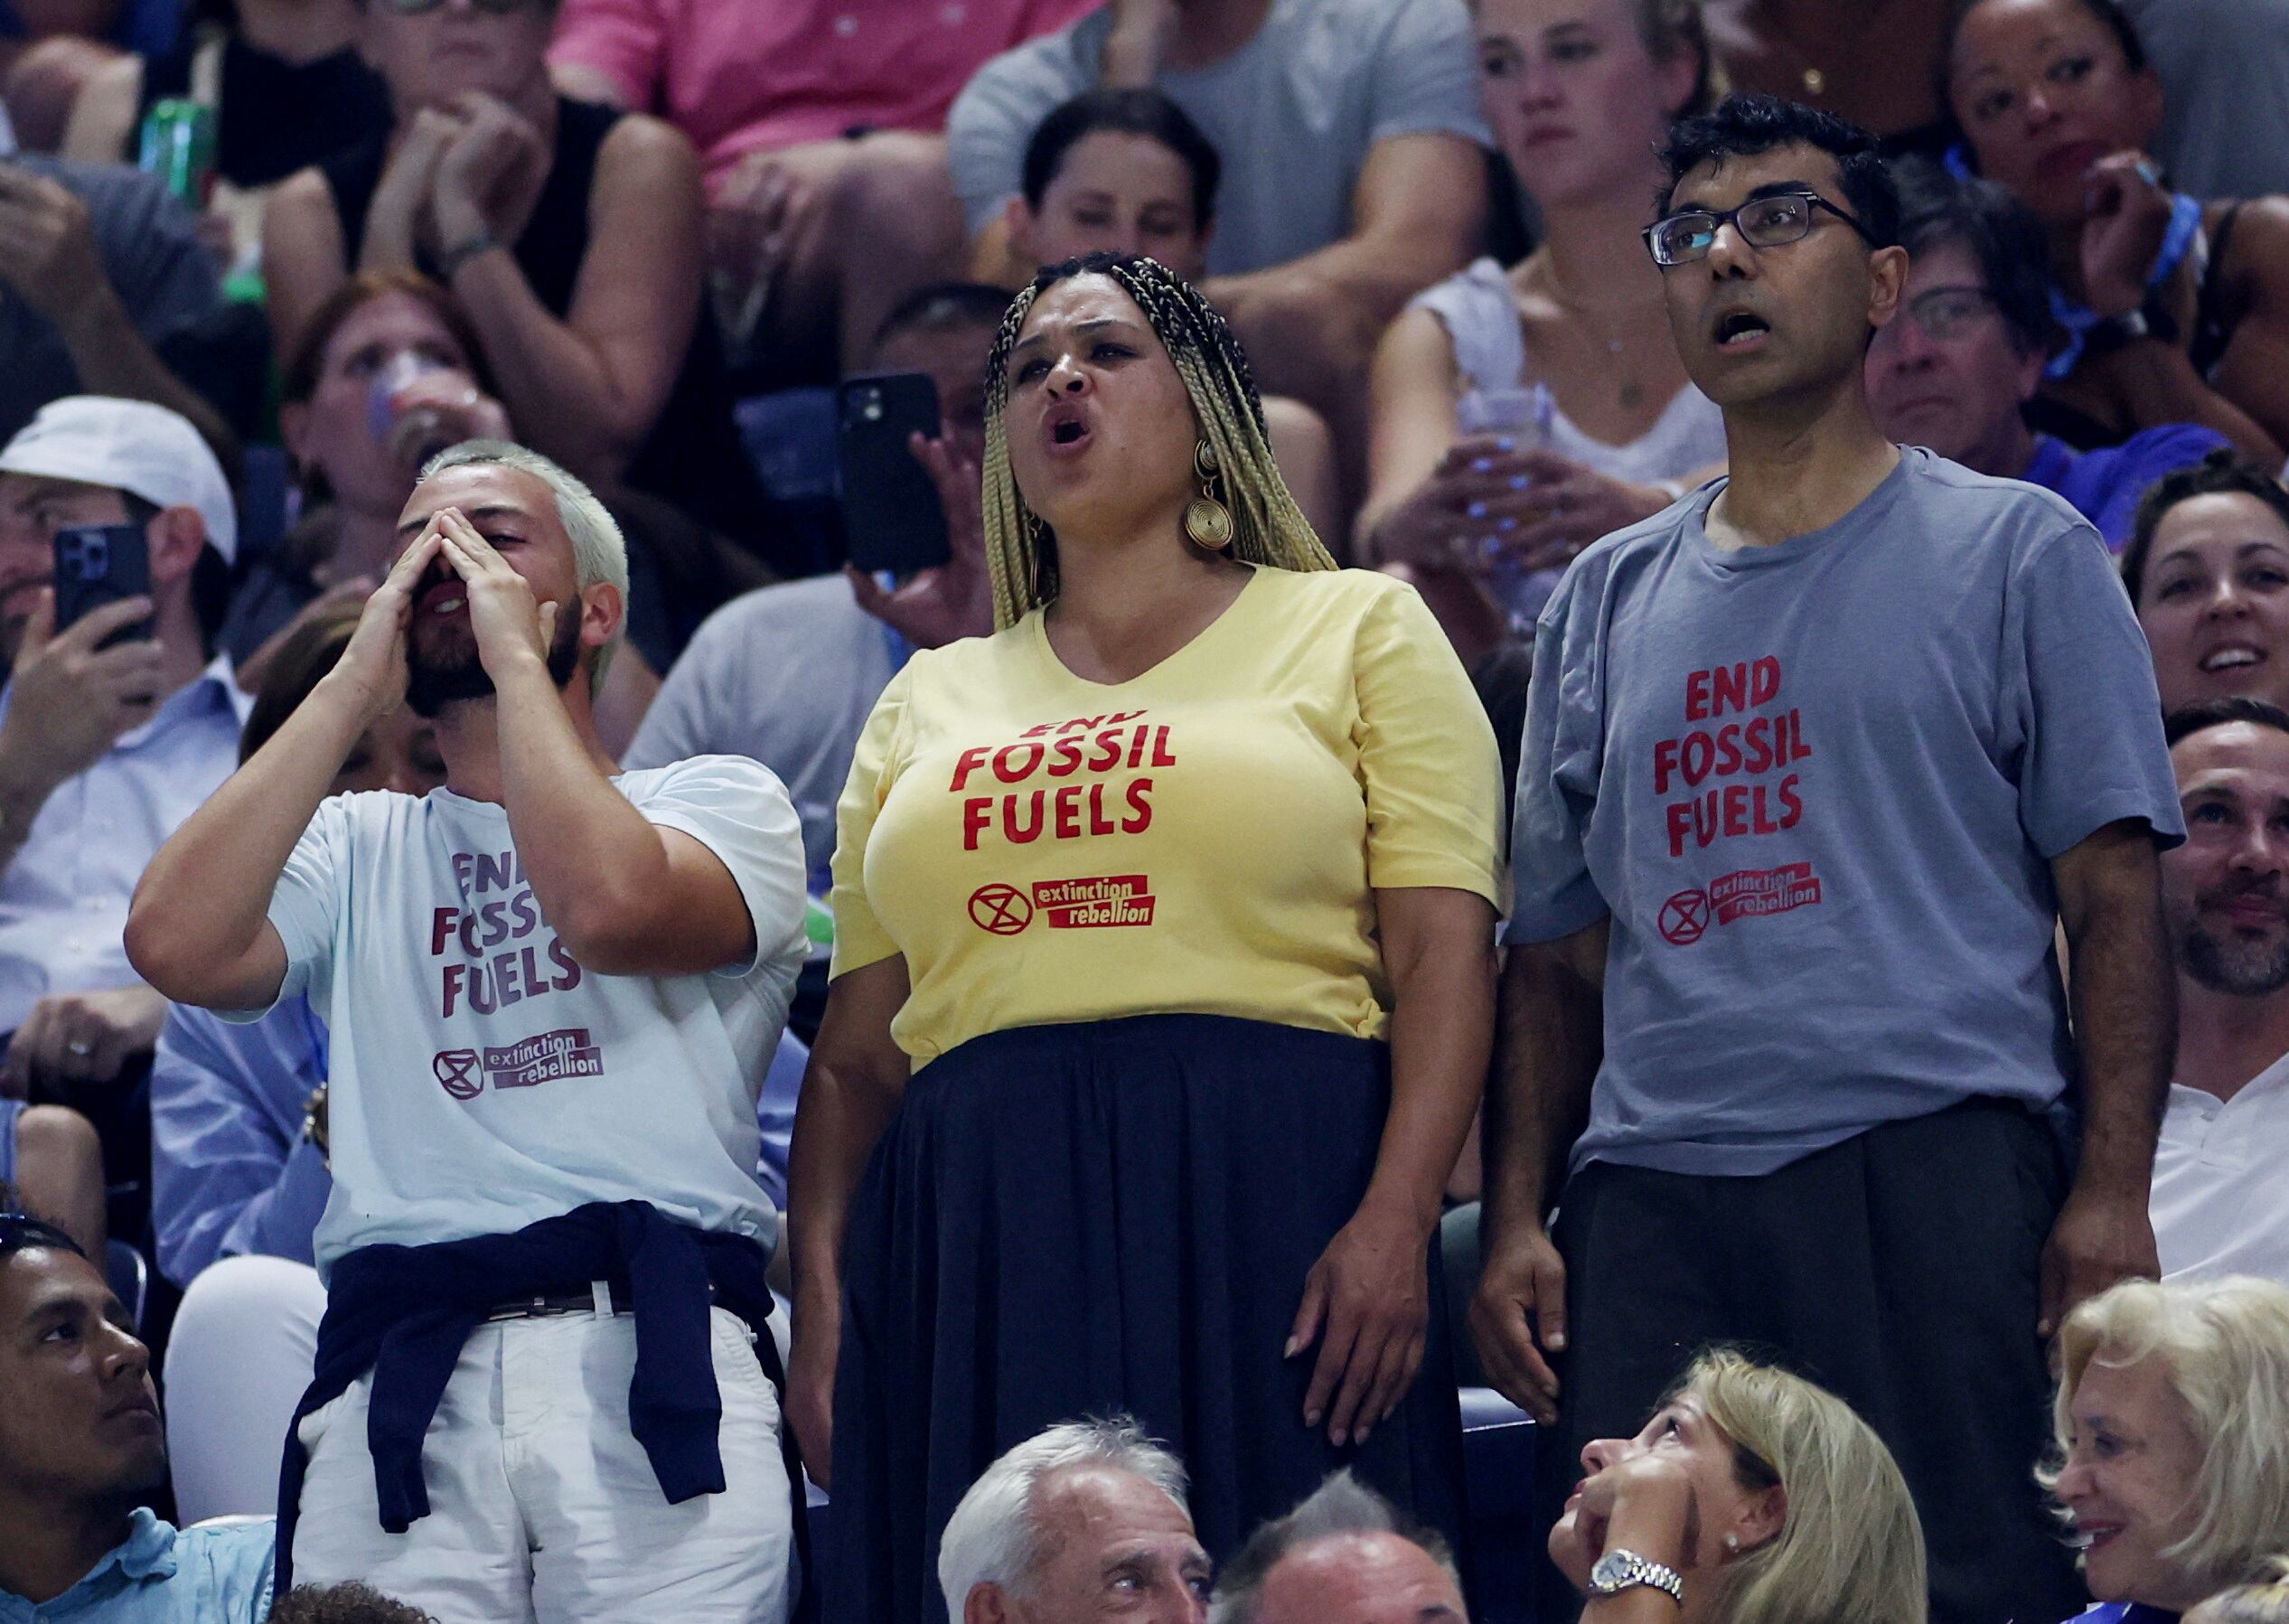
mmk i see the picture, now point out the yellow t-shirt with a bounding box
[830,567,1508,1066]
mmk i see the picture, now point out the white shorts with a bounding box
[290,1303,793,1624]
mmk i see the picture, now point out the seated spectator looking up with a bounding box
[546,0,1094,378]
[0,396,244,1103]
[2152,699,2289,1286]
[949,0,1494,506]
[1868,163,2227,549]
[1548,1349,1926,1624]
[629,281,1005,893]
[260,0,784,571]
[0,1106,105,1260]
[0,1210,277,1623]
[60,0,392,270]
[1208,1471,1467,1624]
[2045,1275,2289,1620]
[1942,0,2289,465]
[1356,0,1729,667]
[0,150,249,459]
[2116,0,2289,202]
[1001,88,1338,538]
[2122,453,2289,717]
[939,1416,1212,1624]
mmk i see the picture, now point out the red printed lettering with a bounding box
[949,746,991,793]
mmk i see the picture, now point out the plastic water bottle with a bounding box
[1458,381,1557,630]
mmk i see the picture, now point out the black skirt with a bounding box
[821,1014,1465,1624]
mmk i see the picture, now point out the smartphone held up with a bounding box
[838,372,952,577]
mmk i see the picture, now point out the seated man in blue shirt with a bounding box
[0,1207,274,1623]
[0,396,245,1102]
[1867,164,2227,549]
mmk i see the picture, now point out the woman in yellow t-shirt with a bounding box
[788,252,1506,1619]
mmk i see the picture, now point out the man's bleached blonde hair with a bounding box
[979,252,1335,630]
[1680,1349,1928,1624]
[2040,1277,2289,1595]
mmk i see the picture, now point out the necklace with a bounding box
[1531,263,1668,413]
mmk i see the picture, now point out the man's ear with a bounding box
[145,505,209,588]
[964,1582,1013,1624]
[1003,195,1037,268]
[1867,244,1911,333]
[577,578,624,652]
[2012,335,2048,406]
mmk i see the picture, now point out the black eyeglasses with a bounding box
[1644,190,1877,267]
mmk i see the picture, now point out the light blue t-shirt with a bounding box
[227,756,810,1272]
[0,1511,275,1624]
[1510,448,2184,1177]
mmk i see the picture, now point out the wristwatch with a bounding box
[1589,1549,1684,1606]
[437,230,497,282]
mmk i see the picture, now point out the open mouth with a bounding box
[417,568,467,618]
[1043,402,1093,455]
[2200,643,2267,673]
[1712,308,1772,349]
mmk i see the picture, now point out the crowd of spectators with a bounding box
[2,0,2289,1621]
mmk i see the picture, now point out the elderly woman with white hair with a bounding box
[2046,1276,2289,1624]
[938,1417,1211,1624]
[1547,1348,1927,1624]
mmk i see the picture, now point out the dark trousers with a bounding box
[1544,1099,2087,1624]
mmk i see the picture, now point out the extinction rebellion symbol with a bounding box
[433,1048,483,1100]
[968,883,1033,934]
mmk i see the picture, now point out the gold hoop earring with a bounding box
[1184,437,1233,550]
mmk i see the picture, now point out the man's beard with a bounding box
[2179,908,2289,998]
[406,598,584,718]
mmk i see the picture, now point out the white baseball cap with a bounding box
[0,397,237,565]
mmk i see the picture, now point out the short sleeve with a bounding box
[1365,0,1494,151]
[946,36,1084,236]
[89,165,222,338]
[632,756,810,975]
[828,662,916,977]
[225,795,351,1022]
[1353,582,1506,906]
[2006,522,2186,857]
[1506,571,1611,943]
[545,0,666,106]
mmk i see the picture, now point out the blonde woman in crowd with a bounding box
[1549,1348,1927,1624]
[1357,0,1728,664]
[787,250,1505,1622]
[2047,1276,2289,1624]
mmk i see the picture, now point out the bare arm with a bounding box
[2079,338,2283,467]
[1356,305,1465,560]
[1199,134,1486,343]
[442,115,702,483]
[1469,919,1606,1422]
[1291,885,1496,1447]
[2205,197,2289,461]
[58,50,140,162]
[259,166,351,369]
[432,513,753,977]
[2042,817,2173,1335]
[784,953,914,1488]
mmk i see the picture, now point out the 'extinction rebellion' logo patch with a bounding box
[968,876,1156,934]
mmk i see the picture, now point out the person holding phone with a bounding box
[789,251,1505,1621]
[0,395,243,1102]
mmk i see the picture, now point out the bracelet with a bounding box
[301,1083,330,1161]
[436,230,498,282]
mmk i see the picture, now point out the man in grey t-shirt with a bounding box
[948,0,1490,506]
[1474,98,2181,1624]
[628,284,1003,890]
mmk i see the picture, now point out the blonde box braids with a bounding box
[980,252,1337,631]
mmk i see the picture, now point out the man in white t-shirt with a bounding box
[2153,699,2289,1287]
[127,441,811,1624]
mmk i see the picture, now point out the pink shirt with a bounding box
[549,0,1102,190]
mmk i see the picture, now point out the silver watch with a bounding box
[1589,1549,1684,1606]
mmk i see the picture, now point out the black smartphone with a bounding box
[52,523,153,647]
[837,371,952,576]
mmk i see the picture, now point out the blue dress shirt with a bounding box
[152,994,811,1286]
[0,656,249,1037]
[0,1510,274,1624]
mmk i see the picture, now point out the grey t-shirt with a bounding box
[2122,0,2289,199]
[625,574,899,891]
[0,155,226,443]
[946,0,1490,278]
[1510,448,2183,1178]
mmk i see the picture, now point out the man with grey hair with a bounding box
[127,442,813,1624]
[940,1416,1213,1624]
[1209,1471,1466,1624]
